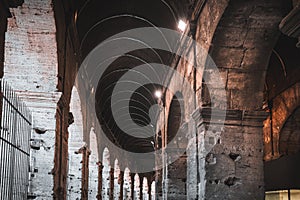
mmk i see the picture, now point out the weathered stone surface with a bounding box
[4,0,60,198]
[212,47,245,69]
[213,26,248,48]
[206,125,265,200]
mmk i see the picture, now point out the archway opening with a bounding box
[166,92,187,199]
[279,106,300,156]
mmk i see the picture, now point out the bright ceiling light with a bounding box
[178,20,187,32]
[154,90,162,99]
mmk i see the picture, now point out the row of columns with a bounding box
[96,160,156,200]
[68,88,156,199]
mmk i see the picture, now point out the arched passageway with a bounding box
[0,0,299,199]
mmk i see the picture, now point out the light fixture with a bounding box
[154,90,162,99]
[178,20,187,32]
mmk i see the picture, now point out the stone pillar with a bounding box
[123,168,132,200]
[96,162,103,200]
[110,167,114,199]
[119,170,124,200]
[191,108,204,200]
[165,122,188,199]
[161,148,168,200]
[113,162,121,199]
[54,96,70,200]
[142,177,149,200]
[150,181,156,200]
[76,146,91,200]
[133,174,140,200]
[202,108,267,200]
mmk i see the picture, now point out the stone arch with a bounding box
[166,92,185,144]
[264,82,300,160]
[263,27,300,160]
[209,0,291,110]
[67,86,85,199]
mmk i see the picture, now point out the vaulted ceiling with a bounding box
[71,0,299,154]
[75,0,197,153]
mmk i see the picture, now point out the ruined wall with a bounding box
[4,0,60,199]
[203,0,288,198]
[156,0,292,199]
[204,110,267,200]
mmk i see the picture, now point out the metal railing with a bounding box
[0,80,32,200]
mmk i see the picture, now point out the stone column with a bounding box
[110,167,115,199]
[142,177,149,200]
[76,146,91,200]
[54,96,70,200]
[165,122,188,199]
[119,170,124,200]
[133,174,140,199]
[191,107,205,200]
[96,162,103,200]
[150,181,156,200]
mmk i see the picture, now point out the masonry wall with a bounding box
[4,0,60,198]
[199,1,287,199]
[155,0,289,199]
[204,113,266,200]
[0,1,9,78]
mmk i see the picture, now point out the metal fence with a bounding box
[0,80,32,200]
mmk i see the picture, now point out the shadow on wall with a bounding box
[264,151,300,191]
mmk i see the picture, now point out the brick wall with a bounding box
[4,0,60,198]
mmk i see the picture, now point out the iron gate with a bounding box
[0,80,32,200]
